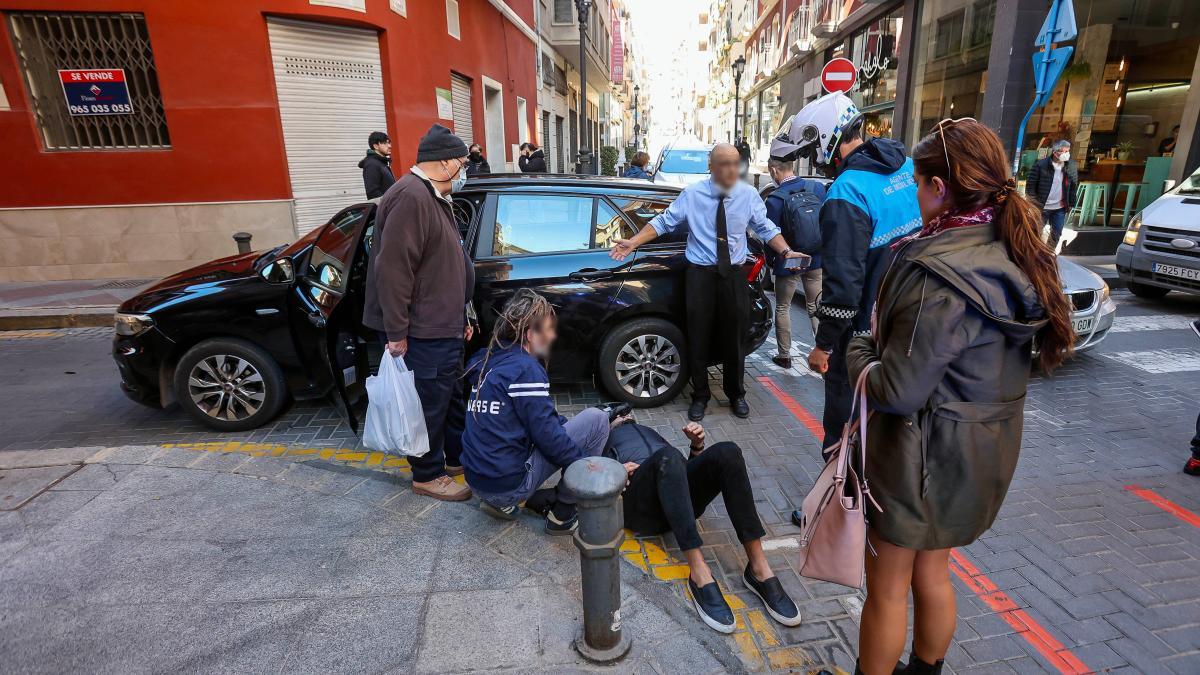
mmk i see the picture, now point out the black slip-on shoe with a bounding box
[731,397,750,419]
[545,511,578,536]
[687,578,735,634]
[790,509,805,528]
[480,501,517,521]
[688,400,707,422]
[743,564,801,626]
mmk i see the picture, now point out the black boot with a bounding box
[900,655,944,675]
[851,661,905,675]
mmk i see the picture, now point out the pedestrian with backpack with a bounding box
[764,157,826,368]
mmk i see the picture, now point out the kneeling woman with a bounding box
[847,119,1074,675]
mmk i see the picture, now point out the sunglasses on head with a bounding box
[935,117,977,173]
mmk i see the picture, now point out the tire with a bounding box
[1127,281,1170,299]
[597,317,688,408]
[173,338,288,431]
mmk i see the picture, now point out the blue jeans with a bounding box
[1044,208,1067,242]
[472,408,610,508]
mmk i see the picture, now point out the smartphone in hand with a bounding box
[783,253,812,271]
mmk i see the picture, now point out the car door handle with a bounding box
[569,269,614,281]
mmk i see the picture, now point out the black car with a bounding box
[113,175,772,431]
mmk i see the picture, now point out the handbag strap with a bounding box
[833,360,881,482]
[855,360,883,513]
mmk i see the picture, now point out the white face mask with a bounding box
[450,167,467,193]
[1055,151,1070,162]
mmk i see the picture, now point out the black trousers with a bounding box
[685,264,749,402]
[821,327,853,456]
[403,337,465,483]
[622,442,766,551]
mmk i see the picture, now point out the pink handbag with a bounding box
[794,361,883,589]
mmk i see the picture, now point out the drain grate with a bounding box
[97,279,153,290]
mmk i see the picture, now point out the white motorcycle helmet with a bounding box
[770,92,862,171]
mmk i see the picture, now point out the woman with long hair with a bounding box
[846,119,1074,675]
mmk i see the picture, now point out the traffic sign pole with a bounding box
[1013,0,1077,174]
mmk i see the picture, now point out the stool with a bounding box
[1114,182,1143,228]
[1072,182,1108,227]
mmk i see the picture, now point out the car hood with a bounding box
[1140,191,1200,231]
[119,250,264,313]
[653,171,709,186]
[1058,257,1105,292]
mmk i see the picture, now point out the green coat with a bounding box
[847,223,1048,550]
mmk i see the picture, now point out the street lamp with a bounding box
[575,0,594,174]
[632,84,640,151]
[732,55,746,144]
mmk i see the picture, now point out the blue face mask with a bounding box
[451,167,467,193]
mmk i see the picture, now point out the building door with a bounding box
[450,73,474,146]
[267,18,387,234]
[482,79,505,171]
[555,116,565,173]
[541,110,554,172]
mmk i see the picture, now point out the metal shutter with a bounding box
[555,116,565,173]
[451,73,473,146]
[541,110,553,172]
[267,18,387,234]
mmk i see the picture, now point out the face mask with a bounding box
[1055,151,1069,162]
[451,167,467,193]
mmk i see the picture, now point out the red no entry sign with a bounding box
[821,58,857,94]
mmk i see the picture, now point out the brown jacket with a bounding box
[846,223,1047,550]
[363,173,474,341]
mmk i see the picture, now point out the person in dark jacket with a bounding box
[1024,139,1078,250]
[363,124,474,502]
[359,131,396,199]
[764,157,826,368]
[465,143,491,177]
[462,290,610,534]
[845,119,1074,675]
[608,421,800,633]
[518,142,548,172]
[622,151,651,179]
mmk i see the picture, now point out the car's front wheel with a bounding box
[597,318,688,408]
[1128,281,1170,299]
[173,338,288,431]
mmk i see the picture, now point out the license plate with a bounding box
[1072,317,1094,333]
[1153,262,1200,280]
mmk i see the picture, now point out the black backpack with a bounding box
[776,179,827,255]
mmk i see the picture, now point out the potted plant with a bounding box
[1116,140,1135,161]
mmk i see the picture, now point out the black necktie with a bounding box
[716,194,732,277]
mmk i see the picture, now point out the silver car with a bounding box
[652,138,713,187]
[1116,165,1200,297]
[1059,258,1117,352]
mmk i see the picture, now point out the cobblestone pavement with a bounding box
[2,289,1199,673]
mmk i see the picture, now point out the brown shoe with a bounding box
[413,475,472,501]
[445,463,465,477]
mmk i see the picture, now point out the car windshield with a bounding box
[1177,166,1200,194]
[659,150,710,174]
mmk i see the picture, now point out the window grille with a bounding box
[8,11,170,150]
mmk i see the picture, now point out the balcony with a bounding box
[545,20,613,88]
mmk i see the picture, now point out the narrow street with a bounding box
[3,288,1198,673]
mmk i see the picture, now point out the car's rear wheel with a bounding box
[598,318,688,408]
[173,338,287,431]
[1128,281,1170,299]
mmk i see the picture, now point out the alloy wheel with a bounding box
[187,354,267,422]
[614,334,681,399]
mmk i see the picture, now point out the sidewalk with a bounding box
[0,444,750,674]
[0,278,150,330]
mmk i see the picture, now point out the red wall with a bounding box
[0,0,537,208]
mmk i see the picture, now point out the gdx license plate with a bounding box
[1072,317,1094,333]
[1154,262,1200,280]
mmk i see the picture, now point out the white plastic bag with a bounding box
[362,353,430,457]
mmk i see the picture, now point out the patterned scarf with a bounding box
[893,206,994,249]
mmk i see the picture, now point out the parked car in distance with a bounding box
[113,175,772,431]
[652,137,713,187]
[1116,165,1200,298]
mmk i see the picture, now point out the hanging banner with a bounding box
[610,14,624,82]
[59,68,132,116]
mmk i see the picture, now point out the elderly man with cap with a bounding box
[364,124,474,501]
[611,143,808,421]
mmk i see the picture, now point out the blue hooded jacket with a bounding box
[461,344,584,494]
[814,137,922,351]
[623,165,651,180]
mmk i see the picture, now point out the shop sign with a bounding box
[821,58,857,94]
[59,69,132,116]
[435,88,453,120]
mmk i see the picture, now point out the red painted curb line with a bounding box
[1124,484,1200,528]
[755,375,824,439]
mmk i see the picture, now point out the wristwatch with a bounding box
[780,247,793,257]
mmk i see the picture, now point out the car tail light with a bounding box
[746,254,765,282]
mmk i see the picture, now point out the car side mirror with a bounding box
[260,258,295,284]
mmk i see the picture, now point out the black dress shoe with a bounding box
[731,397,750,418]
[688,400,707,421]
[772,355,793,368]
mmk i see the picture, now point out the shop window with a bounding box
[7,12,170,150]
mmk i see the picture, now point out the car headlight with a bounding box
[1100,283,1110,303]
[1122,212,1142,245]
[114,313,153,337]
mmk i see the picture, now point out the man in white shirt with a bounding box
[1025,140,1078,250]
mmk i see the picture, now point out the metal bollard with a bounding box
[233,232,253,254]
[562,456,632,664]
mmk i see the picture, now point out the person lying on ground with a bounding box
[460,289,610,535]
[607,421,802,634]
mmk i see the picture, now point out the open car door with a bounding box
[293,205,374,434]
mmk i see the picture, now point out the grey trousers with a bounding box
[472,407,610,508]
[774,267,823,358]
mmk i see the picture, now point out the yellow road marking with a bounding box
[765,646,811,670]
[733,631,763,668]
[0,330,61,339]
[746,609,781,647]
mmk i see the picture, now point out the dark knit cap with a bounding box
[416,124,469,162]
